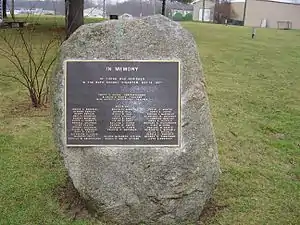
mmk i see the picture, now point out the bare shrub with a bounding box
[0,15,61,107]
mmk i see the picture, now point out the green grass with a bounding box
[0,18,299,225]
[181,22,300,224]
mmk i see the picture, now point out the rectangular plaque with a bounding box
[65,60,181,147]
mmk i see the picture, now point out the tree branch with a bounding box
[0,73,31,89]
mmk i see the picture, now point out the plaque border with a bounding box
[64,59,181,148]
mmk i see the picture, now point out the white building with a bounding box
[84,7,105,18]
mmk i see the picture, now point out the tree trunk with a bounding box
[65,0,84,39]
[162,0,166,16]
[29,88,40,108]
[3,0,7,18]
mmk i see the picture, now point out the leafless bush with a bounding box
[0,16,61,108]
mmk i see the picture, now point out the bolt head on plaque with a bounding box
[51,15,219,225]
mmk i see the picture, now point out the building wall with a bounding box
[244,0,300,29]
[230,2,244,21]
[192,0,215,21]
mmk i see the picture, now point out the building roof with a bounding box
[257,0,300,5]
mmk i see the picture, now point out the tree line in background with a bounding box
[214,0,231,23]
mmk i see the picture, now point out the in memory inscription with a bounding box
[65,60,180,146]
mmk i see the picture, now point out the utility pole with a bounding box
[140,0,142,17]
[103,0,106,18]
[242,0,248,25]
[201,0,205,22]
[54,0,57,15]
[10,0,14,20]
[153,0,156,15]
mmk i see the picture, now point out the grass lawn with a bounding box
[0,16,299,225]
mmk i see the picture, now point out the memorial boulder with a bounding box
[51,15,220,225]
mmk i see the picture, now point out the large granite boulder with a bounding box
[51,15,219,225]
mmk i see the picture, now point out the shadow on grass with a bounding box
[54,177,92,221]
[198,199,228,225]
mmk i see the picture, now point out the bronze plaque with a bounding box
[65,60,181,147]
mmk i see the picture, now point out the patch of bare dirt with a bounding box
[54,177,91,221]
[5,100,50,118]
[198,199,228,225]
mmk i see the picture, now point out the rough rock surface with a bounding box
[51,15,220,225]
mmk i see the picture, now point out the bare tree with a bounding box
[214,0,231,23]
